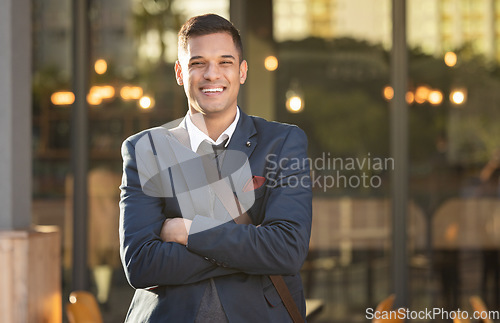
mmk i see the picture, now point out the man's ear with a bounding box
[174,60,183,86]
[239,60,248,84]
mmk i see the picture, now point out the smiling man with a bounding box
[119,14,312,322]
[175,29,247,133]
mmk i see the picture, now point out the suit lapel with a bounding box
[167,119,217,217]
[165,120,204,195]
[221,111,257,177]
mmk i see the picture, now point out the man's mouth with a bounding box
[201,87,224,94]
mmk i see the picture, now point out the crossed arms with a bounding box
[119,126,312,289]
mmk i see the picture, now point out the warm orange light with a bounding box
[98,85,115,99]
[286,96,303,113]
[51,91,75,106]
[139,96,154,109]
[383,86,394,100]
[87,85,115,106]
[87,92,102,105]
[444,52,457,67]
[94,59,107,74]
[450,89,466,105]
[120,86,144,100]
[415,86,430,104]
[428,90,443,105]
[406,91,415,104]
[264,56,278,71]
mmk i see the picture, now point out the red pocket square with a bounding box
[243,176,266,192]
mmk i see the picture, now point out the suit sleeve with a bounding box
[119,137,239,289]
[187,126,312,275]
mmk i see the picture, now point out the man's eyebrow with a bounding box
[189,56,203,61]
[188,55,236,62]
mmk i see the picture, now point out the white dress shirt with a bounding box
[185,107,240,153]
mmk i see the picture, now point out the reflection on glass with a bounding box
[274,0,500,322]
[407,0,500,319]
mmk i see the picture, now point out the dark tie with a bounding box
[197,139,228,183]
[194,139,230,323]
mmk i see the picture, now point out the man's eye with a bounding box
[190,62,203,66]
[221,61,232,65]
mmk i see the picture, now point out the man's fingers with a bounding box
[160,218,190,245]
[183,218,192,235]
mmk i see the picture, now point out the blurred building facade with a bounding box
[275,0,500,62]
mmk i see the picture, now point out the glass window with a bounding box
[273,0,392,321]
[32,0,229,320]
[408,0,500,319]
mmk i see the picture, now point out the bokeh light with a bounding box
[120,86,143,100]
[406,91,415,104]
[139,96,154,109]
[94,59,108,74]
[50,91,75,106]
[286,95,303,113]
[444,52,457,67]
[428,90,443,105]
[383,86,394,100]
[415,86,430,104]
[264,56,279,71]
[450,90,466,105]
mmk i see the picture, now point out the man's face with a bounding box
[175,32,248,118]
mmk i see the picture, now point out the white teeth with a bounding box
[202,88,223,93]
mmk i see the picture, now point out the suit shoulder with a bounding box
[123,117,184,147]
[249,115,306,138]
[122,126,167,147]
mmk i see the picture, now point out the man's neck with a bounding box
[190,108,237,141]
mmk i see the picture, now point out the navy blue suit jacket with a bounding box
[119,111,312,322]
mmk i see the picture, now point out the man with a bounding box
[119,14,312,322]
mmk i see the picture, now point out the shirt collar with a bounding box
[185,107,240,153]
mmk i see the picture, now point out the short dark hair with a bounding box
[178,14,244,62]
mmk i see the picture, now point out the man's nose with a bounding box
[203,62,221,81]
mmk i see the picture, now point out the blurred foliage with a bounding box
[277,37,390,162]
[132,0,183,67]
[130,0,186,118]
[277,37,500,169]
[300,88,389,158]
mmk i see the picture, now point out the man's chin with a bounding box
[197,106,231,116]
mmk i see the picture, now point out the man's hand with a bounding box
[160,218,192,245]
